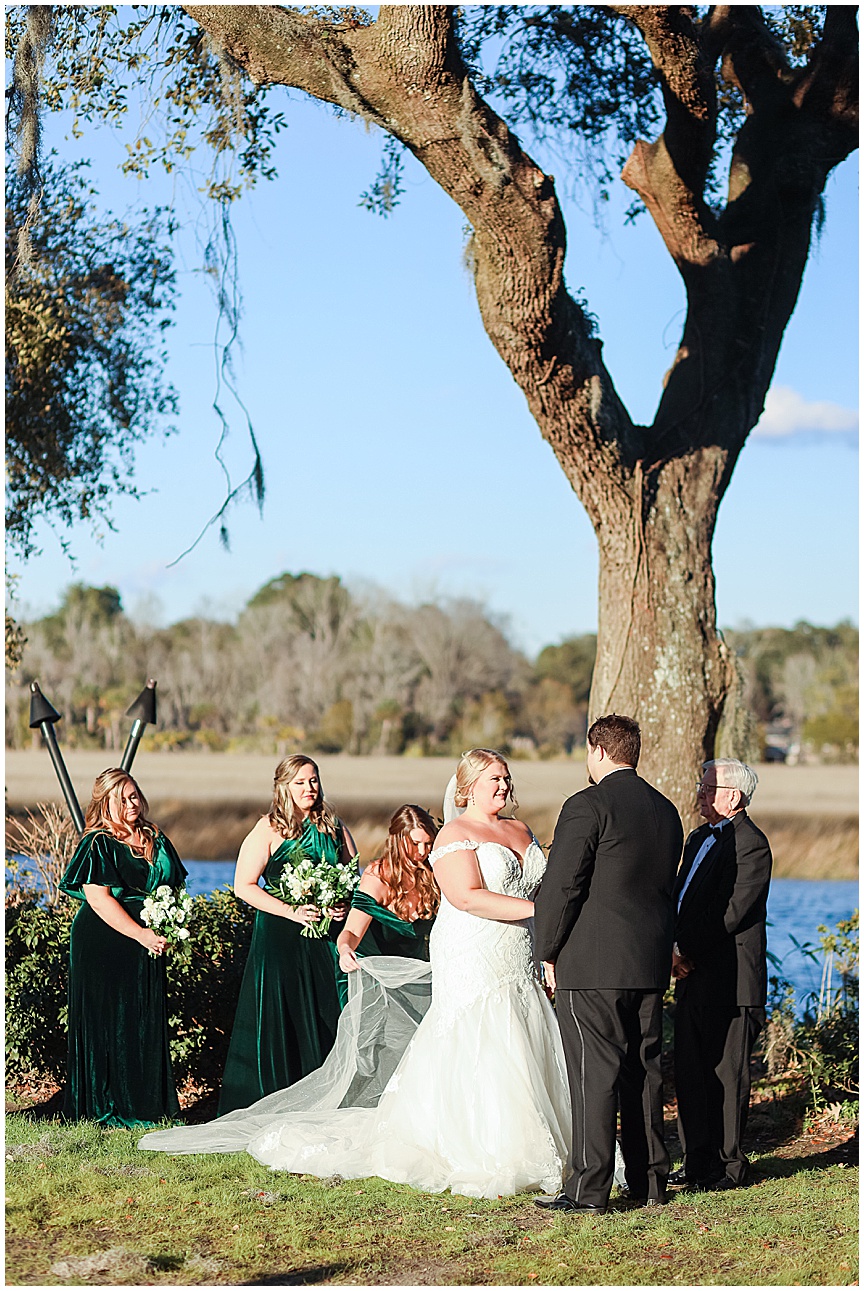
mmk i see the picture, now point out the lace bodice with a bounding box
[429,837,546,896]
[428,839,547,1019]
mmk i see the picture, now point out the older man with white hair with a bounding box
[670,757,773,1191]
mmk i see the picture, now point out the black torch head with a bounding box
[29,682,62,729]
[126,679,158,726]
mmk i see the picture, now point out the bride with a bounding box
[140,749,571,1199]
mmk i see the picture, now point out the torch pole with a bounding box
[120,719,146,773]
[28,681,85,835]
[41,723,86,835]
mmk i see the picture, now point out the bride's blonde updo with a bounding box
[454,748,519,813]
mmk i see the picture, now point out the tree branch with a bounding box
[613,5,717,191]
[182,5,390,124]
[612,5,720,271]
[793,6,859,133]
[183,4,641,513]
[715,6,794,111]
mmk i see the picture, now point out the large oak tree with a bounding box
[9,5,858,817]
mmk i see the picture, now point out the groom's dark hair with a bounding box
[588,714,641,767]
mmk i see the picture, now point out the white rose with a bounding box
[176,927,190,940]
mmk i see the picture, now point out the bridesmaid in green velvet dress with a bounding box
[60,768,186,1127]
[335,804,440,1007]
[219,755,358,1115]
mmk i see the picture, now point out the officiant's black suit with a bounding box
[535,768,683,1209]
[673,810,772,1186]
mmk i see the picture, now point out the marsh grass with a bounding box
[5,1113,857,1286]
[28,800,851,879]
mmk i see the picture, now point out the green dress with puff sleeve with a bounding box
[218,819,349,1115]
[59,830,187,1128]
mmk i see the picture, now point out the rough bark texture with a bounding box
[183,5,858,821]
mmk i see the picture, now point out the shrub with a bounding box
[6,804,78,908]
[5,898,75,1084]
[5,888,253,1094]
[164,887,253,1089]
[763,913,859,1110]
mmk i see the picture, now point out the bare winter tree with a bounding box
[8,5,857,815]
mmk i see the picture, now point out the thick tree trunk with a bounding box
[588,453,734,818]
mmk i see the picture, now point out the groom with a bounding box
[534,714,683,1214]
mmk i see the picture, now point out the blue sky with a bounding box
[11,74,859,656]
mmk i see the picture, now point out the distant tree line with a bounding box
[5,574,857,763]
[726,622,858,762]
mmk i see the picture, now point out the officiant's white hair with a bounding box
[703,758,758,805]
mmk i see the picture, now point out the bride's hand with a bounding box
[326,902,350,922]
[288,904,321,925]
[339,946,360,972]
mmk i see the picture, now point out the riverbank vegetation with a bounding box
[6,575,858,764]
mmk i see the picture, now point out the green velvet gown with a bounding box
[218,820,348,1116]
[334,889,435,1010]
[60,830,187,1128]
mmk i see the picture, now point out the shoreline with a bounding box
[7,798,857,880]
[6,751,857,880]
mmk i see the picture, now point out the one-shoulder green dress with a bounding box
[335,889,435,1009]
[218,820,349,1115]
[60,830,187,1128]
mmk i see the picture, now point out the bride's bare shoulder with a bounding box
[431,821,478,850]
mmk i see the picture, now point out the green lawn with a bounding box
[5,1112,857,1286]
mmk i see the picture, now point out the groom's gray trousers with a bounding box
[557,988,669,1208]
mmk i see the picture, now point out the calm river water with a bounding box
[184,863,857,1013]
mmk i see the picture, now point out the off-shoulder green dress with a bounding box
[218,820,350,1115]
[59,830,187,1128]
[335,889,435,1009]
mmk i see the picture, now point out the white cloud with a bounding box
[753,385,858,438]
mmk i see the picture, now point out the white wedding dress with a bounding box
[140,838,571,1199]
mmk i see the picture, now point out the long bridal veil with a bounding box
[139,956,431,1156]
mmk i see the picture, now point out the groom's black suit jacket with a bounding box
[674,811,772,1008]
[534,768,683,990]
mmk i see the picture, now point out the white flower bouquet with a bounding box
[267,849,360,939]
[140,885,195,959]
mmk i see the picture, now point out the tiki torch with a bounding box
[120,679,157,773]
[28,681,86,835]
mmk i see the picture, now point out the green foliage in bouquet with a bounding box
[266,839,359,938]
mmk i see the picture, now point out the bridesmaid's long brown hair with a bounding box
[268,755,341,841]
[373,804,440,921]
[84,768,159,863]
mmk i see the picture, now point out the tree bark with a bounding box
[182,5,857,822]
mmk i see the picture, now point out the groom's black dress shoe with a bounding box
[697,1174,745,1192]
[534,1193,606,1215]
[618,1188,667,1208]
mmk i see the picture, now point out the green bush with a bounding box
[164,887,253,1089]
[5,889,253,1094]
[763,913,859,1110]
[5,899,75,1084]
